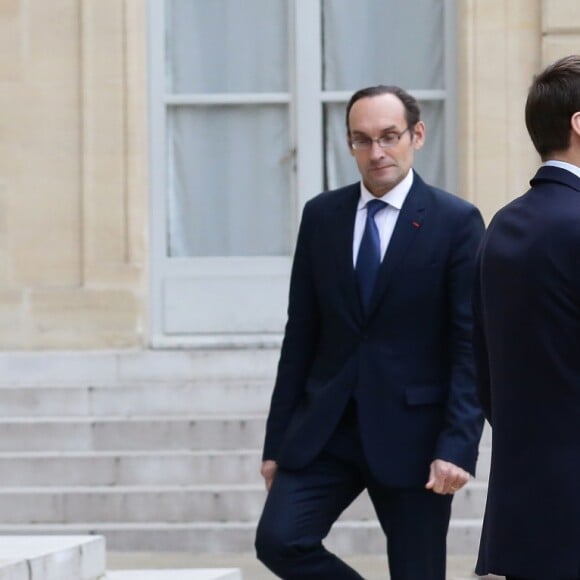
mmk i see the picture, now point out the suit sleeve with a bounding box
[262,202,321,461]
[472,240,492,424]
[434,205,485,474]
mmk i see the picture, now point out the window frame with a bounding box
[148,0,457,346]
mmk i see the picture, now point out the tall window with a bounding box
[164,0,292,258]
[149,0,455,343]
[322,0,448,191]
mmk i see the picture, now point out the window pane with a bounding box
[166,0,288,93]
[324,100,445,191]
[167,106,292,257]
[322,0,444,90]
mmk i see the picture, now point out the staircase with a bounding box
[0,350,489,555]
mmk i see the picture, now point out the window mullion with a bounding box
[293,0,323,211]
[165,93,291,106]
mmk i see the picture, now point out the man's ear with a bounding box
[412,121,426,151]
[347,133,355,157]
[571,112,580,137]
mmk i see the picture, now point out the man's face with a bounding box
[347,93,425,197]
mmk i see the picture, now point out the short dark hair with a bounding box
[525,54,580,159]
[345,85,421,133]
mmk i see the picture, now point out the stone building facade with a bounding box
[0,0,579,351]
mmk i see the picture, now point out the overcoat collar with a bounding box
[530,165,580,193]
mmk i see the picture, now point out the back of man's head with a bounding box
[525,54,580,160]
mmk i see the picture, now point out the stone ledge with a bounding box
[0,537,243,580]
[0,535,105,580]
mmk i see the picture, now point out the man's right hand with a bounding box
[261,460,278,491]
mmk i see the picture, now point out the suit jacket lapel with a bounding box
[332,185,364,324]
[366,174,428,317]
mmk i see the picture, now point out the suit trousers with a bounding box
[255,401,452,580]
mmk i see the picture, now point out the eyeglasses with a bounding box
[350,127,411,151]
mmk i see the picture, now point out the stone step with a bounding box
[344,483,487,521]
[0,415,490,453]
[0,350,279,386]
[482,421,492,445]
[0,520,483,555]
[0,382,272,417]
[0,536,105,580]
[106,570,242,580]
[0,485,266,525]
[0,482,485,524]
[0,349,489,559]
[476,445,491,481]
[0,450,263,487]
[107,551,483,580]
[0,448,492,488]
[0,415,267,452]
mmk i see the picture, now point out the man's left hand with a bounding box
[425,459,470,495]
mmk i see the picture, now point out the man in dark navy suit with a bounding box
[255,85,485,579]
[474,55,580,580]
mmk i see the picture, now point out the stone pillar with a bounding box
[458,0,542,222]
[0,0,148,349]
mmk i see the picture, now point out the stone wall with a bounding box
[542,0,580,64]
[0,0,578,350]
[0,0,147,349]
[458,0,542,222]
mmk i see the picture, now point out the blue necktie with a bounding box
[356,199,387,312]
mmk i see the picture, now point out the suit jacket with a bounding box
[474,166,580,578]
[263,172,485,488]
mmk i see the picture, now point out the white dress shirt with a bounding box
[352,169,414,267]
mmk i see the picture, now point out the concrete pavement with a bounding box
[107,552,503,579]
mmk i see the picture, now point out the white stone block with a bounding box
[0,536,106,580]
[0,559,29,580]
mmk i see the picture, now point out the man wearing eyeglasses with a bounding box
[255,85,485,579]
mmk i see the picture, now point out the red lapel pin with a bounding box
[412,221,421,229]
